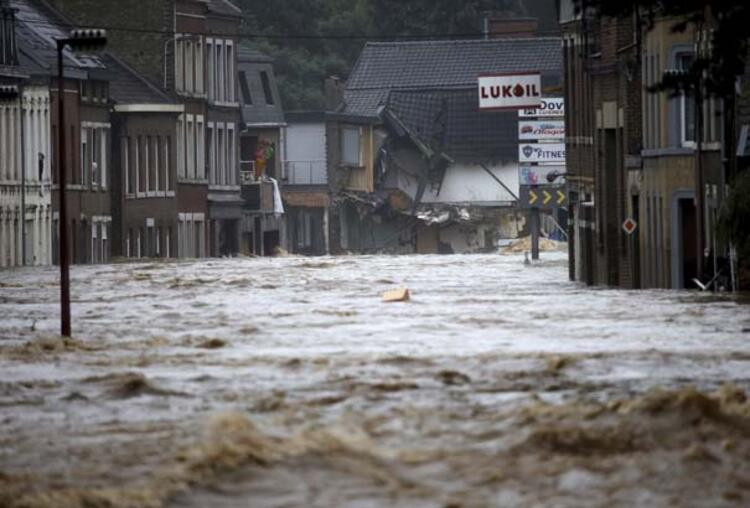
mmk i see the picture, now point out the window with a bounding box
[164,136,171,191]
[186,116,194,178]
[676,52,695,147]
[138,135,146,193]
[123,137,132,195]
[341,126,361,166]
[260,71,274,105]
[154,136,161,192]
[207,123,215,184]
[80,127,88,185]
[178,213,205,258]
[217,42,225,102]
[239,71,252,104]
[197,116,205,179]
[177,115,185,178]
[175,35,204,95]
[226,41,234,102]
[207,39,214,101]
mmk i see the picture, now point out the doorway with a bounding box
[671,191,698,289]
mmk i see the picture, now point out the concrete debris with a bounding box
[382,288,411,302]
[502,236,564,254]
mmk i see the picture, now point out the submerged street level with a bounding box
[1,253,749,507]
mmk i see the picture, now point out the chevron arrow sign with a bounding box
[519,185,566,209]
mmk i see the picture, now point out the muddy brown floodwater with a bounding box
[1,253,750,507]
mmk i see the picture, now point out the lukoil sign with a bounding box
[519,97,565,117]
[478,73,542,110]
[519,143,566,163]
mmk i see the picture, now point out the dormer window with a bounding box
[1,4,18,66]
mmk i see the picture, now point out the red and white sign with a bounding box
[478,73,542,110]
[518,97,565,118]
[622,218,637,235]
[519,120,565,141]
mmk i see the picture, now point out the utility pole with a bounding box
[55,29,107,337]
[531,206,540,260]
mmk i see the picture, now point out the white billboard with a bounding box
[519,120,565,140]
[478,73,542,110]
[519,143,566,163]
[519,97,565,117]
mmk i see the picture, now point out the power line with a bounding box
[16,16,562,42]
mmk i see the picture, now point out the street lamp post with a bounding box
[55,29,107,337]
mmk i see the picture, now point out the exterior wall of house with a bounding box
[112,113,179,259]
[47,0,172,88]
[634,20,722,289]
[395,162,518,205]
[0,85,52,267]
[50,78,112,265]
[282,120,330,255]
[562,13,642,287]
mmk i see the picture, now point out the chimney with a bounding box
[324,75,345,111]
[482,14,539,39]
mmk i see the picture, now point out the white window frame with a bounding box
[122,136,131,196]
[197,115,205,180]
[206,39,214,102]
[177,114,185,179]
[186,115,194,179]
[175,37,184,92]
[207,122,215,185]
[341,126,362,166]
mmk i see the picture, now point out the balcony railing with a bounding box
[284,160,327,185]
[240,160,256,184]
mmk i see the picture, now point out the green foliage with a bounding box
[575,1,750,100]
[236,0,519,110]
[718,170,750,261]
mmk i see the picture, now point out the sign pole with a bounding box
[531,206,540,260]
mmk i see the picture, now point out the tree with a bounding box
[235,0,524,110]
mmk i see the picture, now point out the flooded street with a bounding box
[1,252,750,507]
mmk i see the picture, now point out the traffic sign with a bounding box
[622,218,637,235]
[519,185,566,209]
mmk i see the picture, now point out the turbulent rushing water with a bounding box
[1,252,749,507]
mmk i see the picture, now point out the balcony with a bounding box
[284,160,327,186]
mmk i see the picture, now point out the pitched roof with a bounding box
[343,37,562,117]
[384,89,518,164]
[102,54,173,105]
[12,0,103,78]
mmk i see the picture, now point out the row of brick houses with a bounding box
[559,1,734,289]
[0,0,285,267]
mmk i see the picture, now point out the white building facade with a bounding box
[0,85,52,267]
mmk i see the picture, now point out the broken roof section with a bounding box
[342,38,562,118]
[384,88,519,164]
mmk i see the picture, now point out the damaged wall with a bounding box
[394,161,518,206]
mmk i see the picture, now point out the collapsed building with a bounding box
[327,38,562,254]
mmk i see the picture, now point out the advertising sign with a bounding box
[478,73,542,110]
[519,120,565,141]
[519,143,566,164]
[519,165,566,185]
[518,97,565,117]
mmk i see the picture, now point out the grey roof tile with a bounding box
[385,89,518,163]
[103,54,172,105]
[344,37,562,116]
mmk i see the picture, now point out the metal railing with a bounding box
[284,160,327,185]
[240,160,256,184]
